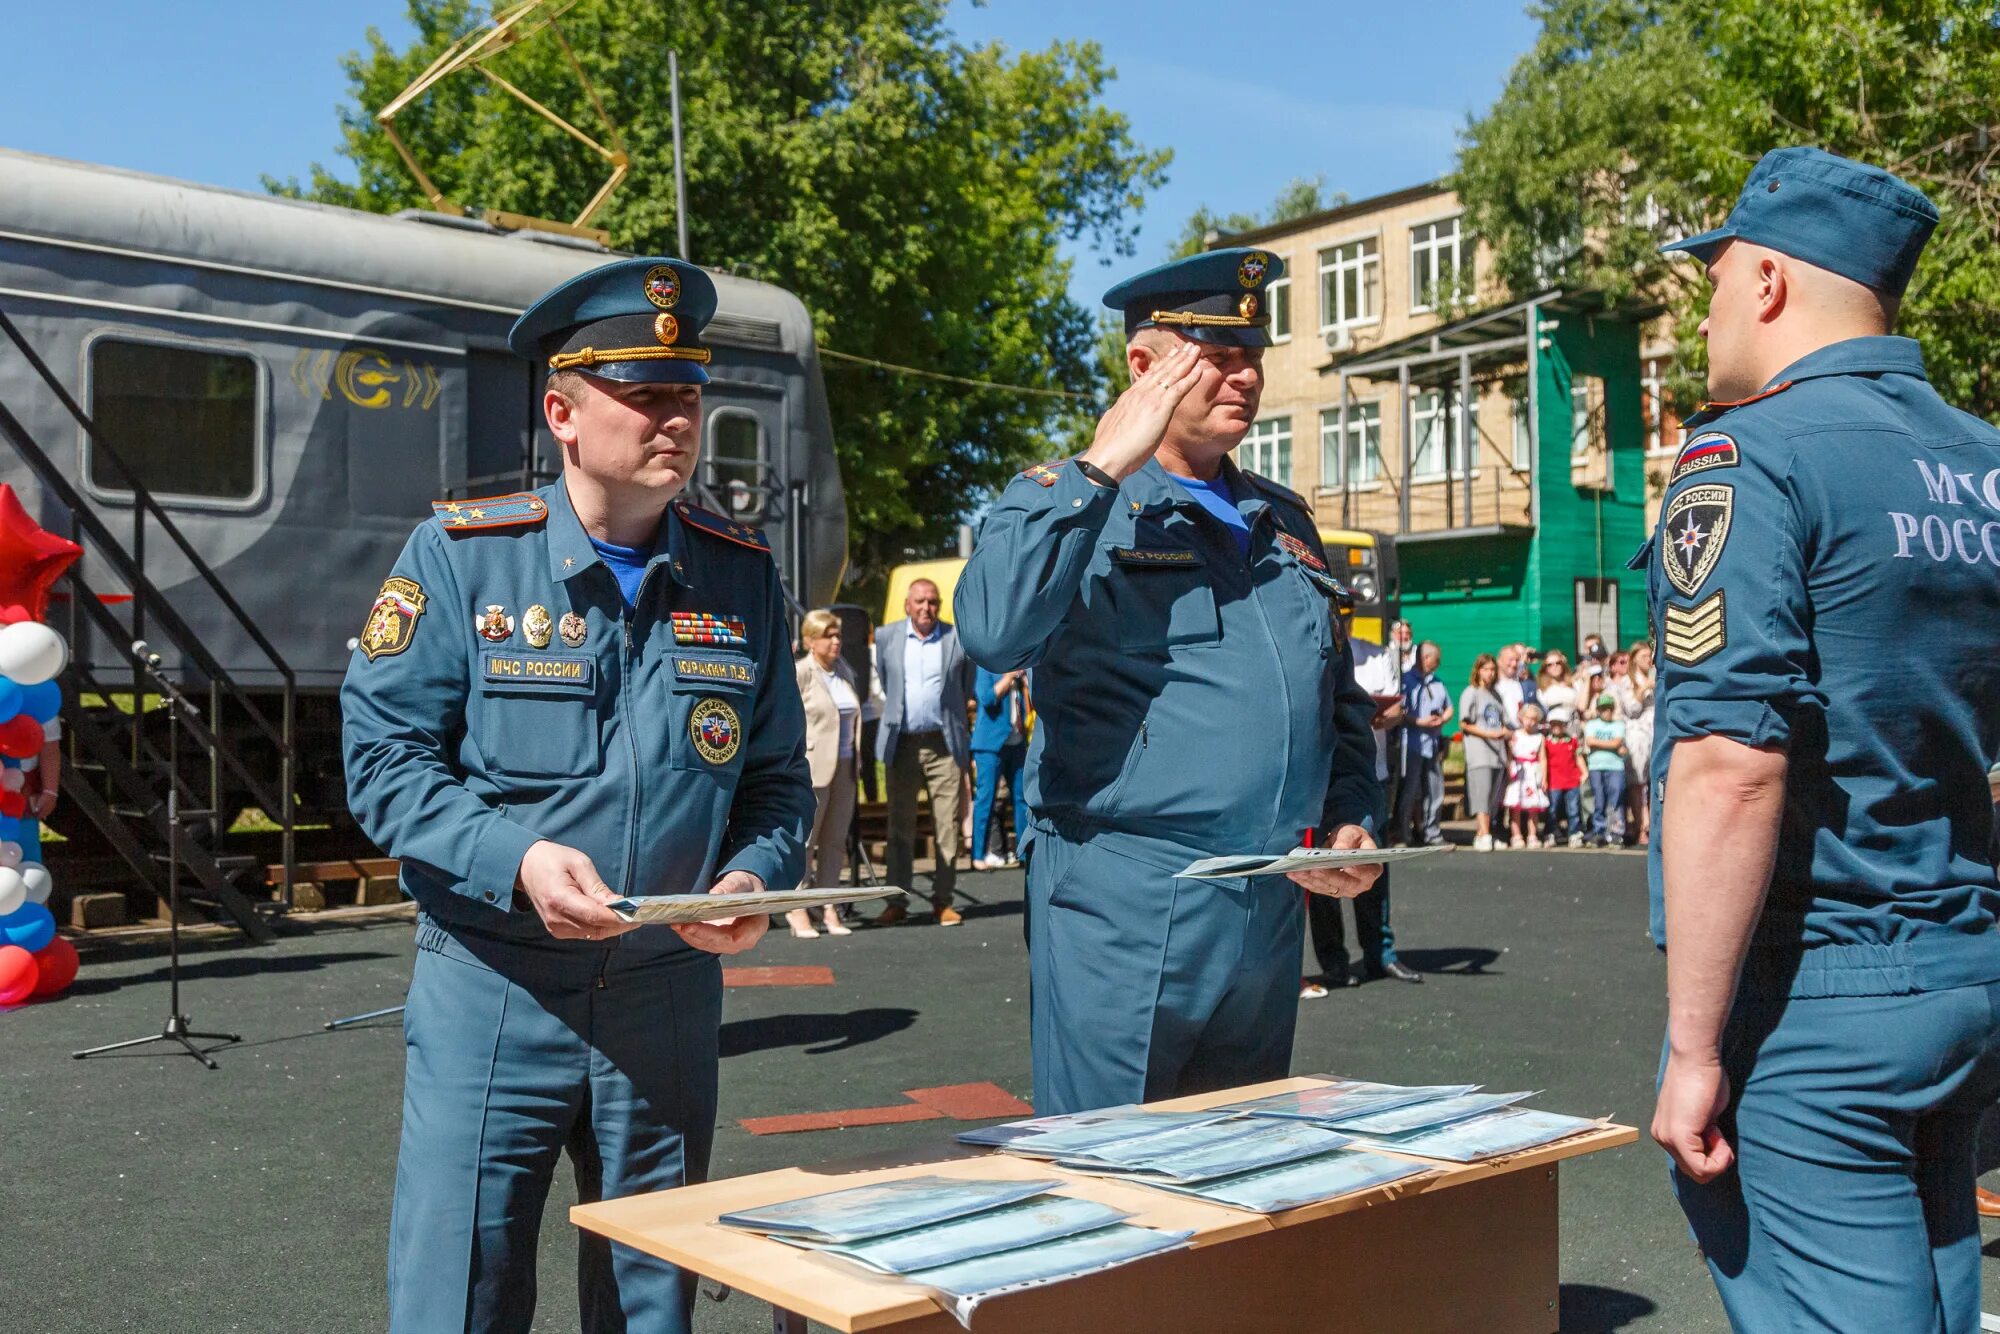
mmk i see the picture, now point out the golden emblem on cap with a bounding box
[559,610,588,648]
[643,264,681,310]
[654,312,680,346]
[522,604,553,649]
[1237,251,1269,288]
[1239,293,1259,319]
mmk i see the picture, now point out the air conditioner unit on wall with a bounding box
[1324,325,1353,353]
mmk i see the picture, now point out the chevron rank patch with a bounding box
[1661,483,1734,598]
[1663,591,1726,666]
[1021,461,1064,487]
[1668,431,1740,485]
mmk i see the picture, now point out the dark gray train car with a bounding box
[0,148,846,814]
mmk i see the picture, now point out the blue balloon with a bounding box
[0,902,55,953]
[0,814,18,840]
[0,678,19,724]
[18,680,58,724]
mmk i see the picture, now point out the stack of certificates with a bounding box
[1218,1078,1602,1164]
[717,1175,1191,1306]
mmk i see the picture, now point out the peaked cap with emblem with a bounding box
[509,256,719,385]
[1103,247,1287,348]
[1662,146,1938,298]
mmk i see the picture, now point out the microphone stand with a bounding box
[73,644,241,1069]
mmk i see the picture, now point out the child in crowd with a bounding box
[1502,702,1549,848]
[1583,693,1630,847]
[1543,708,1584,847]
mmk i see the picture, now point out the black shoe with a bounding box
[1367,961,1423,984]
[1324,971,1360,990]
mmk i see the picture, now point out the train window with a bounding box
[87,337,260,502]
[705,410,768,520]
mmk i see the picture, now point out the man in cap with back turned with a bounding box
[342,255,814,1332]
[956,248,1384,1115]
[1644,147,2000,1330]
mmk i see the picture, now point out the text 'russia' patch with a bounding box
[1668,431,1739,484]
[1661,483,1733,597]
[1663,591,1726,667]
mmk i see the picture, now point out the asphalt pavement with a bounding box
[6,850,1999,1331]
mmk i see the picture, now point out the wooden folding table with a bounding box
[573,1077,1637,1333]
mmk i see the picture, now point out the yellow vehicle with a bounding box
[1316,527,1399,647]
[882,529,1394,642]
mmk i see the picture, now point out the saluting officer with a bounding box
[341,257,814,1333]
[956,249,1383,1115]
[1645,148,2000,1331]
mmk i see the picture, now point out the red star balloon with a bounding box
[0,485,81,624]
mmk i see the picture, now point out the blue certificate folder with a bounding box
[907,1222,1193,1299]
[1066,1118,1355,1184]
[717,1176,1056,1244]
[1220,1080,1480,1124]
[1000,1109,1230,1159]
[1351,1108,1599,1163]
[796,1195,1132,1275]
[1327,1090,1536,1137]
[1153,1148,1432,1215]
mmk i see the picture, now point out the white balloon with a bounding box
[0,841,20,869]
[0,768,19,792]
[0,622,65,686]
[0,866,23,916]
[18,861,50,905]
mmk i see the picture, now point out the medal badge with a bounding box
[475,604,514,643]
[559,611,588,648]
[688,698,742,765]
[360,577,426,661]
[522,604,554,649]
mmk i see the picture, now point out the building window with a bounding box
[1318,238,1379,330]
[88,337,260,501]
[1320,403,1381,487]
[1571,379,1603,460]
[1242,416,1292,485]
[704,410,769,520]
[1642,356,1681,455]
[1507,382,1532,470]
[1267,276,1291,342]
[1411,390,1471,479]
[1410,216,1471,313]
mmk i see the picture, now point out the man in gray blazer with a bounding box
[874,579,976,924]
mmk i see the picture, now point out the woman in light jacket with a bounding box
[786,609,862,938]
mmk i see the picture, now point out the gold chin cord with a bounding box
[547,346,714,371]
[1148,310,1270,328]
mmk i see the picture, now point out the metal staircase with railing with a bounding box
[0,308,294,943]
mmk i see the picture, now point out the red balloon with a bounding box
[0,944,35,1005]
[0,789,22,819]
[0,486,81,624]
[29,936,76,997]
[0,715,41,760]
[0,605,27,625]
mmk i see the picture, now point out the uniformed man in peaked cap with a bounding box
[956,248,1384,1115]
[1646,147,2000,1330]
[342,256,814,1332]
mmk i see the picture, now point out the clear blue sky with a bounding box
[0,1,1539,297]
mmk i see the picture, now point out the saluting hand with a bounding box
[672,869,770,955]
[516,839,640,941]
[1080,339,1206,482]
[1288,823,1384,900]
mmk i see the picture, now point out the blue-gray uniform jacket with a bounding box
[342,479,814,932]
[958,455,1380,860]
[1643,336,2000,996]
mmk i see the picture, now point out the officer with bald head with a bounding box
[1645,147,2000,1330]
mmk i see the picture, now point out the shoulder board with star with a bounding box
[674,500,772,554]
[1019,459,1070,488]
[1681,380,1796,431]
[432,492,549,533]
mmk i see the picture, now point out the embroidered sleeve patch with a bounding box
[1661,483,1734,597]
[1662,591,1726,666]
[1668,432,1739,484]
[359,576,426,661]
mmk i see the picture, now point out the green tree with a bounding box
[1455,0,2000,415]
[1168,174,1346,259]
[273,0,1167,575]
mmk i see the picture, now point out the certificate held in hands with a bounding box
[608,885,907,924]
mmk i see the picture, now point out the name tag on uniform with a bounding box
[1110,547,1202,567]
[482,651,595,693]
[672,653,757,690]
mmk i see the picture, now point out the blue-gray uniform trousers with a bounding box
[1667,979,2000,1333]
[391,918,723,1334]
[1025,823,1303,1115]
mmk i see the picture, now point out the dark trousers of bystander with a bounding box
[1588,769,1626,843]
[1305,871,1398,981]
